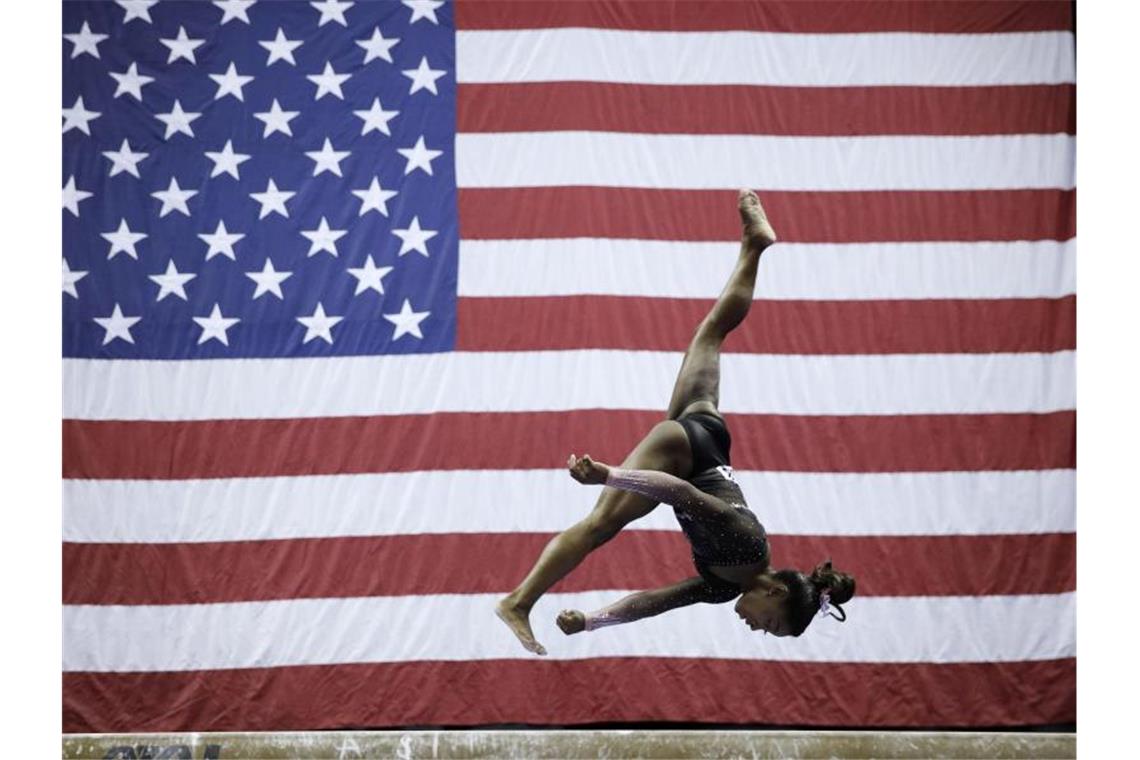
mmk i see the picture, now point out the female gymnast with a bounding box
[496,190,855,654]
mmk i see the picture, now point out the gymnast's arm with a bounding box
[567,453,735,521]
[556,577,731,635]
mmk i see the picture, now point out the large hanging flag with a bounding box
[63,0,1075,731]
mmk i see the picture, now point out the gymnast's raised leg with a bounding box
[495,189,777,654]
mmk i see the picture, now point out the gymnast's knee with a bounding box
[707,291,751,336]
[581,513,623,549]
[692,317,730,349]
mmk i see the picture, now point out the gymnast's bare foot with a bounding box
[496,597,547,655]
[556,609,586,635]
[738,188,777,252]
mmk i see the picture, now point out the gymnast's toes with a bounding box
[738,188,777,250]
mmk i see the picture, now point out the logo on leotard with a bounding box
[716,465,735,481]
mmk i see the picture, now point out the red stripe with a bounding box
[457,296,1076,354]
[64,532,1075,605]
[457,188,1076,243]
[455,1,1073,33]
[63,411,1075,479]
[458,83,1076,136]
[63,657,1076,731]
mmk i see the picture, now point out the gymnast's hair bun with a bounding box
[809,559,856,606]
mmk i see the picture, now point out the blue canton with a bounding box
[62,0,457,358]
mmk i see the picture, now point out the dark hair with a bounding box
[772,560,856,636]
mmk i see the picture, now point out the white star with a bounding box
[391,216,437,257]
[353,98,399,136]
[305,138,350,177]
[352,177,398,217]
[346,255,393,296]
[214,0,256,24]
[155,100,202,139]
[307,61,351,100]
[259,28,303,66]
[245,259,292,300]
[209,62,254,101]
[204,139,251,180]
[151,177,198,217]
[254,99,299,137]
[397,135,443,176]
[160,26,206,64]
[62,96,100,135]
[198,220,246,260]
[383,298,430,341]
[101,219,148,260]
[357,26,399,64]
[109,62,155,101]
[148,259,197,301]
[311,0,353,27]
[300,217,347,257]
[102,139,148,178]
[194,304,241,346]
[403,0,444,25]
[94,304,141,345]
[62,259,88,299]
[250,179,295,219]
[64,21,108,59]
[62,176,93,217]
[116,1,159,24]
[297,302,344,344]
[402,56,445,95]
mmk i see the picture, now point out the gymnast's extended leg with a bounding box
[495,421,691,655]
[664,188,777,422]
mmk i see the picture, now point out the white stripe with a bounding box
[456,30,1075,86]
[63,591,1075,671]
[459,239,1077,300]
[63,470,1075,543]
[455,133,1075,191]
[64,351,1075,420]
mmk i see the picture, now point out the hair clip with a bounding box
[818,590,847,622]
[818,590,832,617]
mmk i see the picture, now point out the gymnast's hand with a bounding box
[556,609,587,635]
[568,453,610,485]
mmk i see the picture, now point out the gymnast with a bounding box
[496,190,855,654]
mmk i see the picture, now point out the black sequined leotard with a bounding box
[674,412,769,597]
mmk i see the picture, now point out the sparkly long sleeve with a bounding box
[584,590,679,630]
[604,467,704,510]
[584,579,717,631]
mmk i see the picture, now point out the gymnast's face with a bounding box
[734,584,792,637]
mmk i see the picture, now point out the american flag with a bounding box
[63,0,1075,731]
